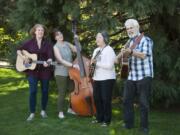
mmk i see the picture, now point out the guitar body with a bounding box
[89,50,101,78]
[120,62,129,79]
[120,56,129,79]
[16,50,38,72]
[89,63,96,78]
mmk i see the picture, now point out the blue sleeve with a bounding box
[139,37,153,56]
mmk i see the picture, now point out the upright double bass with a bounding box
[68,20,96,116]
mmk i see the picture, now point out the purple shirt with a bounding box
[18,38,54,79]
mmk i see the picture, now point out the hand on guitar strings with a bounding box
[121,48,132,57]
[43,59,52,67]
[125,48,132,54]
[116,48,127,58]
[23,56,31,64]
[90,58,97,65]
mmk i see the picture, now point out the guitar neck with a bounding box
[32,60,57,66]
[33,61,44,64]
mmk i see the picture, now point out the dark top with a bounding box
[18,38,54,79]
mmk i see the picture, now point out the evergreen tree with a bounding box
[4,0,180,107]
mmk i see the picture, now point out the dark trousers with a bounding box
[93,79,115,124]
[27,76,49,113]
[123,77,152,129]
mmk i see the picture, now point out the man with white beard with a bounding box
[116,19,154,135]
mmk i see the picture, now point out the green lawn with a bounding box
[0,68,179,135]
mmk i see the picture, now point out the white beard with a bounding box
[128,32,137,38]
[127,27,140,38]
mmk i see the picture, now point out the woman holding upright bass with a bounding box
[52,29,79,119]
[91,31,116,126]
[17,24,53,121]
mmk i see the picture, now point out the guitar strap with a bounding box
[91,45,107,77]
[129,32,144,50]
[120,33,144,79]
[129,33,144,72]
[93,45,107,60]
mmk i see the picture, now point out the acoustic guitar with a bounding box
[120,33,144,79]
[16,50,57,72]
[89,46,107,78]
[89,50,101,78]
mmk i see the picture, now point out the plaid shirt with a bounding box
[128,35,154,81]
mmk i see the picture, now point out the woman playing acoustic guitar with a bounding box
[91,31,116,126]
[17,24,53,121]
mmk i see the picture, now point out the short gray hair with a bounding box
[124,19,139,29]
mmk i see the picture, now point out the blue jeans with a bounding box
[27,76,49,113]
[123,77,152,129]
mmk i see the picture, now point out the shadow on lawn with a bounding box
[0,69,180,135]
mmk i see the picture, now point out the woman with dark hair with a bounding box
[91,31,116,126]
[52,29,79,119]
[17,24,53,121]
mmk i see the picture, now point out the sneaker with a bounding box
[67,108,76,115]
[91,119,103,124]
[26,113,35,121]
[101,123,108,127]
[91,120,99,124]
[140,128,149,135]
[58,112,65,119]
[40,110,48,118]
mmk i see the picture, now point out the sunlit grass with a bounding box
[0,68,180,135]
[0,68,28,96]
[0,68,23,78]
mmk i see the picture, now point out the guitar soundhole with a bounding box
[23,59,32,68]
[121,65,129,79]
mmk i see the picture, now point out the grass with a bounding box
[0,68,180,135]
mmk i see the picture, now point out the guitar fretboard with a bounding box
[32,60,57,66]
